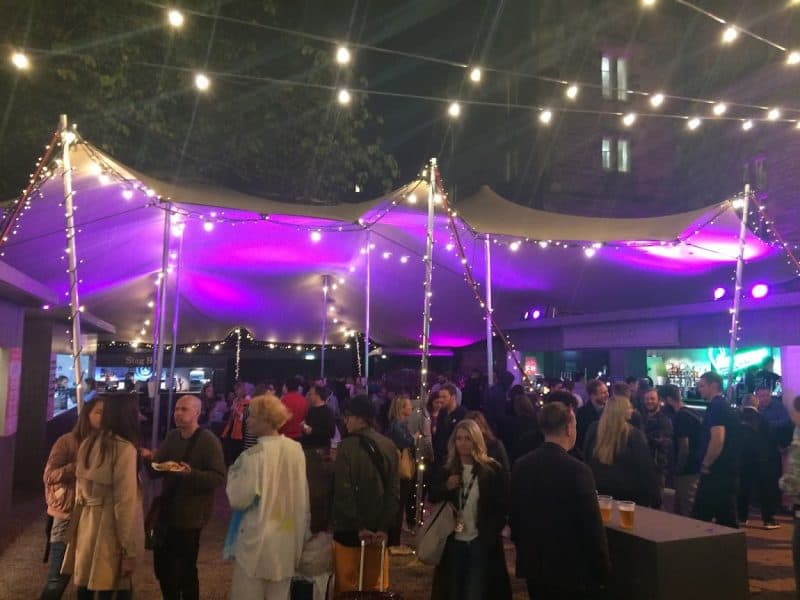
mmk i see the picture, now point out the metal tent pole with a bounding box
[151,204,171,449]
[60,114,84,412]
[364,230,371,384]
[166,230,184,430]
[485,234,495,387]
[727,183,750,401]
[420,158,436,401]
[321,275,329,379]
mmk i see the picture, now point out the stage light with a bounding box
[42,304,50,310]
[650,93,664,108]
[712,102,727,116]
[10,51,29,70]
[722,26,739,44]
[687,117,701,130]
[448,102,461,118]
[336,46,351,65]
[310,231,322,243]
[713,287,726,301]
[167,9,184,28]
[539,109,553,124]
[751,283,769,299]
[469,67,482,83]
[194,73,210,91]
[742,120,753,131]
[203,221,214,232]
[337,89,351,105]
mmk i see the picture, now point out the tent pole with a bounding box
[151,204,170,449]
[59,114,84,413]
[321,275,329,380]
[485,234,494,387]
[365,230,371,384]
[166,230,184,430]
[420,158,436,402]
[727,183,750,402]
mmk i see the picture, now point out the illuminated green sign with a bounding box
[707,347,770,375]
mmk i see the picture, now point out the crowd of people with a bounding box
[37,363,798,599]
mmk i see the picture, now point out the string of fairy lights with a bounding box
[7,2,800,134]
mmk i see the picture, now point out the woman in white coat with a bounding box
[226,393,310,599]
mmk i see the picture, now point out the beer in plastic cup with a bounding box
[598,495,613,523]
[618,501,635,529]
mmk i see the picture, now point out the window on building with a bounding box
[617,139,630,172]
[601,56,613,99]
[616,58,628,101]
[602,137,613,171]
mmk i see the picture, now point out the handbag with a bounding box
[413,501,455,566]
[398,449,414,481]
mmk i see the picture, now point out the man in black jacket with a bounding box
[432,383,466,469]
[738,394,781,529]
[575,379,609,450]
[511,402,610,599]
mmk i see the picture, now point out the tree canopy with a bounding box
[0,0,398,203]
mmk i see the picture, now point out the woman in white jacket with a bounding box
[226,393,310,599]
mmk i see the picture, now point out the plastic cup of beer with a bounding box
[618,501,635,529]
[598,495,613,523]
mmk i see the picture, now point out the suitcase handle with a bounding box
[358,538,386,592]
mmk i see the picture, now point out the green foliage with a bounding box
[0,0,398,202]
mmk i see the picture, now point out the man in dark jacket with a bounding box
[432,383,467,469]
[511,402,610,599]
[641,387,673,489]
[331,395,400,591]
[738,394,781,529]
[576,379,609,450]
[145,395,226,600]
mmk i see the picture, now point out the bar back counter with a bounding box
[604,506,748,599]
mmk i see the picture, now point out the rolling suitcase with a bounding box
[334,539,402,599]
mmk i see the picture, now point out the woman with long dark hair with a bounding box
[40,396,104,600]
[430,419,511,600]
[62,393,144,599]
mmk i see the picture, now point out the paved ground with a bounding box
[0,489,796,599]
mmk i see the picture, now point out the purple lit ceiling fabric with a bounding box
[0,142,790,347]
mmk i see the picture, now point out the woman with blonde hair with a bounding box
[387,394,416,549]
[226,393,310,599]
[583,394,661,508]
[430,419,511,600]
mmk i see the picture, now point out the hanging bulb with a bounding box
[335,46,351,65]
[448,102,461,118]
[469,67,482,83]
[722,26,739,44]
[649,93,665,108]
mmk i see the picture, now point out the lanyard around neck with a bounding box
[459,468,477,510]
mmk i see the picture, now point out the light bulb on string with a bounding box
[722,26,739,44]
[649,93,665,108]
[335,46,351,65]
[642,0,656,6]
[712,102,727,116]
[448,102,461,118]
[742,119,754,131]
[622,113,637,127]
[194,73,210,91]
[687,117,702,131]
[767,108,781,121]
[565,84,579,100]
[10,51,30,70]
[469,67,482,83]
[337,89,351,105]
[203,221,214,232]
[539,109,553,124]
[167,9,184,28]
[787,51,800,65]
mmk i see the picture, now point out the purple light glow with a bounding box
[531,309,542,320]
[751,283,769,299]
[713,287,726,301]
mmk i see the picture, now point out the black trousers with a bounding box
[76,589,131,600]
[693,472,738,528]
[738,458,779,523]
[527,579,607,600]
[153,527,201,600]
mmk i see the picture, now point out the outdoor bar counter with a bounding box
[604,506,748,599]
